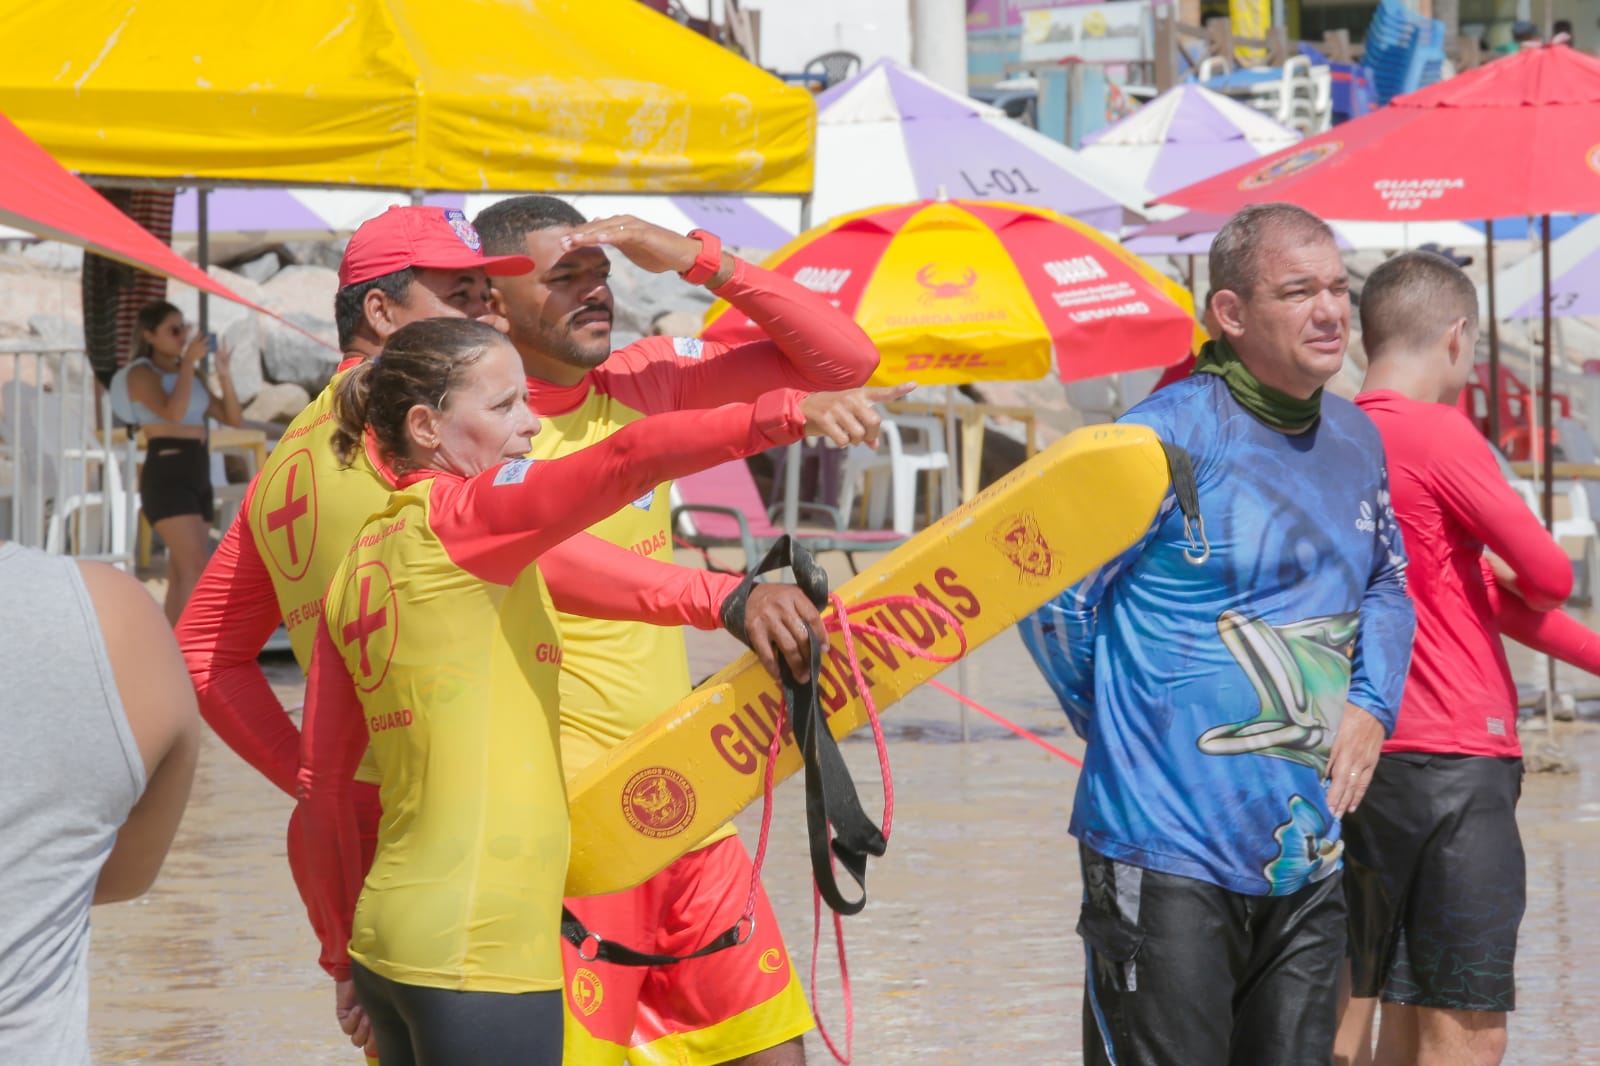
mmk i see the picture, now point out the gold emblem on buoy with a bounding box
[990,512,1057,582]
[621,767,697,839]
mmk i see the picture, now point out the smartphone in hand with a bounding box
[205,333,219,354]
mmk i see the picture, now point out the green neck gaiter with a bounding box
[1193,336,1322,433]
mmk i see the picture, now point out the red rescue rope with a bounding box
[927,680,1084,768]
[738,594,1079,1061]
[671,533,724,569]
[742,591,967,1063]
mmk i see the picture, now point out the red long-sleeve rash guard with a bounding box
[298,389,808,977]
[1482,556,1600,674]
[579,258,880,410]
[184,391,801,799]
[1358,390,1575,756]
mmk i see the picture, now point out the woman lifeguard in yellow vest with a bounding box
[296,317,866,1065]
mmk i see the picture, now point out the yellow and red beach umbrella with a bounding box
[703,199,1200,386]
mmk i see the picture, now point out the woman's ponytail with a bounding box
[330,361,375,467]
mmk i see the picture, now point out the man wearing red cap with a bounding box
[178,206,832,1060]
[475,197,886,1066]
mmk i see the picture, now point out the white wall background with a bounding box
[678,0,913,73]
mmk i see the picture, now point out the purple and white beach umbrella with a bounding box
[1078,84,1298,199]
[797,58,1146,232]
[171,188,794,251]
[1497,213,1600,320]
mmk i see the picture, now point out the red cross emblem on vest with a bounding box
[259,449,319,581]
[337,561,398,693]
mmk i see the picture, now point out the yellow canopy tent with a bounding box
[0,0,815,195]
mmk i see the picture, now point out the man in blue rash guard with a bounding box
[1022,203,1416,1066]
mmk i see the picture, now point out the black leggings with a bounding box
[351,962,563,1066]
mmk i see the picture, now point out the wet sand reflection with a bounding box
[88,626,1600,1063]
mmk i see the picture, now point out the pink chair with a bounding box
[671,459,905,574]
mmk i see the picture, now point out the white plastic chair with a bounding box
[835,413,951,536]
[47,435,138,558]
[211,441,258,535]
[1310,65,1334,132]
[1249,56,1318,134]
[3,377,139,561]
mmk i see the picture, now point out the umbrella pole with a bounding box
[782,194,815,534]
[1540,214,1554,532]
[781,441,801,533]
[943,387,969,742]
[1540,213,1558,735]
[197,188,210,342]
[1485,219,1500,447]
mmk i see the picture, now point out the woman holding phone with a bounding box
[113,300,243,622]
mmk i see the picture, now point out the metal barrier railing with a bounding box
[0,344,139,568]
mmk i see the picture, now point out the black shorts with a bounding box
[351,961,563,1066]
[1342,751,1525,1012]
[139,437,214,524]
[1078,843,1345,1066]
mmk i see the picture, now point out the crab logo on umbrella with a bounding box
[915,264,979,304]
[1588,143,1600,176]
[1239,142,1342,190]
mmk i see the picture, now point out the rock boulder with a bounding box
[218,315,265,406]
[261,312,340,393]
[243,381,312,424]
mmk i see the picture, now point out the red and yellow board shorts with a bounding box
[563,834,813,1065]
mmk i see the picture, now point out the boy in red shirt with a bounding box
[1340,251,1582,1066]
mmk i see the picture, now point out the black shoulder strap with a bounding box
[1158,439,1200,523]
[1158,440,1209,565]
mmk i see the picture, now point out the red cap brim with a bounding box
[482,254,535,276]
[404,251,533,277]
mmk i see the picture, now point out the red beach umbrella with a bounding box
[1157,44,1600,222]
[1159,44,1600,527]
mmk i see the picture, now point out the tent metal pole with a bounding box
[1485,218,1500,446]
[799,193,812,233]
[197,188,210,340]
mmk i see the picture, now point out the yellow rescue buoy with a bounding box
[565,423,1185,896]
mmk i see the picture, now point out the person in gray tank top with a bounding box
[0,543,200,1065]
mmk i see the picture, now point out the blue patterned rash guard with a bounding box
[1022,374,1416,896]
